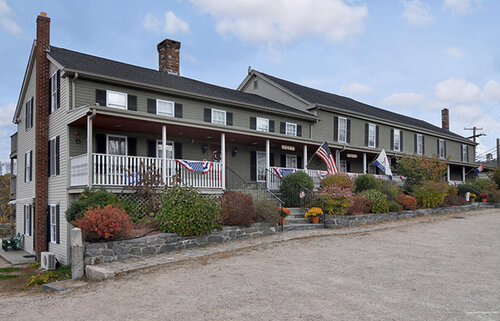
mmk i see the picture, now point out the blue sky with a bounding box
[0,0,499,164]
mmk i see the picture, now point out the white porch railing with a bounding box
[70,154,88,186]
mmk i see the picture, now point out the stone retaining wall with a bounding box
[84,223,277,265]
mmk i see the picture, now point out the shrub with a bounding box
[442,195,467,207]
[74,205,133,241]
[444,184,458,197]
[66,188,130,223]
[416,182,447,208]
[320,174,353,190]
[388,201,403,212]
[466,178,497,194]
[491,167,500,189]
[219,192,255,227]
[457,183,481,197]
[279,171,314,207]
[155,186,220,237]
[397,194,417,210]
[488,190,500,204]
[318,185,354,216]
[379,180,400,202]
[254,200,281,225]
[354,174,382,193]
[361,189,389,213]
[397,155,448,193]
[346,194,373,215]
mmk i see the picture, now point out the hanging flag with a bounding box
[316,170,328,180]
[315,141,339,175]
[274,167,298,178]
[373,149,393,180]
[474,163,484,176]
[176,160,212,174]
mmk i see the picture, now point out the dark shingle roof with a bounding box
[48,46,315,118]
[259,71,465,139]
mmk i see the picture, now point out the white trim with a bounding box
[106,134,128,155]
[49,204,57,244]
[416,134,423,155]
[338,116,347,143]
[211,108,226,125]
[106,90,128,109]
[156,140,174,158]
[49,136,58,177]
[393,129,401,152]
[461,144,468,162]
[256,117,269,132]
[50,70,58,113]
[368,123,376,148]
[24,150,32,183]
[256,151,266,182]
[439,139,445,159]
[156,99,174,117]
[24,204,31,236]
[285,122,297,136]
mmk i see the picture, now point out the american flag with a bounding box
[315,142,338,175]
[273,167,298,178]
[176,160,212,174]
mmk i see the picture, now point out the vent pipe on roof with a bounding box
[157,39,181,75]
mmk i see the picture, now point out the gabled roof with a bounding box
[48,46,316,119]
[256,71,466,139]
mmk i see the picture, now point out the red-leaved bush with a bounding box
[346,194,373,216]
[397,194,417,210]
[442,195,467,207]
[75,205,133,241]
[219,192,255,226]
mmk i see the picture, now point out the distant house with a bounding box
[10,13,477,264]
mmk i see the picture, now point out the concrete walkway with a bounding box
[0,240,36,265]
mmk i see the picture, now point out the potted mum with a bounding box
[469,193,477,203]
[479,193,489,203]
[304,207,323,224]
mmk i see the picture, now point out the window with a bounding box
[286,154,297,168]
[49,136,59,177]
[24,205,31,236]
[256,151,266,182]
[25,98,33,131]
[416,134,423,155]
[212,109,226,125]
[157,99,174,117]
[462,145,469,162]
[256,117,269,132]
[107,135,127,155]
[286,122,297,136]
[338,117,347,143]
[156,141,174,159]
[50,72,59,113]
[438,139,445,159]
[11,158,17,176]
[368,123,376,148]
[25,150,32,182]
[340,160,347,173]
[49,205,57,243]
[394,129,401,152]
[107,90,127,109]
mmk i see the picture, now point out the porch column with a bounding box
[221,133,226,190]
[462,166,466,182]
[303,145,308,170]
[363,153,367,174]
[162,125,167,185]
[87,114,93,188]
[335,150,341,172]
[447,165,451,182]
[266,139,270,190]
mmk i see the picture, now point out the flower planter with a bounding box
[311,216,320,224]
[481,199,487,203]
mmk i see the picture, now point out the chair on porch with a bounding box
[2,233,23,252]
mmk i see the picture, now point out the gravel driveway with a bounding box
[1,209,499,321]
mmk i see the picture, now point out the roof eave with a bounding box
[13,41,36,123]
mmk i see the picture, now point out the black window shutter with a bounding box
[96,134,107,154]
[25,101,29,130]
[461,145,464,161]
[270,153,275,166]
[376,126,380,148]
[56,136,60,175]
[365,123,369,146]
[147,139,156,157]
[56,70,61,110]
[30,100,33,128]
[280,154,286,167]
[147,98,156,114]
[23,206,26,235]
[96,89,106,106]
[297,125,302,137]
[414,134,417,154]
[333,116,339,141]
[297,156,302,169]
[226,112,233,126]
[269,120,275,133]
[422,136,425,154]
[250,117,256,130]
[437,139,440,156]
[444,141,447,157]
[128,137,137,156]
[250,151,256,181]
[400,131,403,151]
[204,108,211,122]
[46,207,50,244]
[48,140,51,177]
[390,129,394,150]
[174,142,182,159]
[347,119,351,144]
[280,122,286,134]
[174,103,183,118]
[346,161,351,173]
[56,205,60,244]
[127,95,137,111]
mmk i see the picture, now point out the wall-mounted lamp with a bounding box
[202,143,209,154]
[232,147,238,157]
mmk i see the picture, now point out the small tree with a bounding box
[490,167,500,189]
[397,155,448,193]
[279,171,314,207]
[0,174,9,219]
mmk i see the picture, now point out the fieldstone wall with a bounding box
[325,204,491,228]
[84,223,276,265]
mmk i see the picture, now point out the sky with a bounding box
[0,0,499,164]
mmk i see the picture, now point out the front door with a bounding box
[256,151,266,182]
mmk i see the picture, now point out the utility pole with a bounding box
[464,126,485,143]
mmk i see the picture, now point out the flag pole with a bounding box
[306,144,323,167]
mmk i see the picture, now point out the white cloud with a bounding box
[446,47,463,58]
[0,103,16,163]
[0,0,21,35]
[189,0,368,47]
[402,0,434,26]
[380,92,427,107]
[443,0,481,15]
[339,82,374,96]
[483,80,500,102]
[0,103,15,127]
[435,77,481,103]
[143,11,189,34]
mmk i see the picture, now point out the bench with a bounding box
[2,233,23,252]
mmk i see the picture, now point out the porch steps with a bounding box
[283,207,324,231]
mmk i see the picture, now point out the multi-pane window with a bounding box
[107,91,127,109]
[49,205,57,243]
[286,122,297,136]
[212,109,226,125]
[338,117,347,143]
[49,136,59,177]
[256,117,269,132]
[107,135,127,155]
[462,145,469,162]
[156,141,174,159]
[256,151,266,182]
[416,134,423,155]
[24,204,31,235]
[394,129,401,152]
[438,139,445,159]
[368,123,376,148]
[286,154,297,168]
[25,150,32,182]
[157,99,174,117]
[50,72,59,113]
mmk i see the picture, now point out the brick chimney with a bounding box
[157,39,180,75]
[34,12,50,259]
[441,108,449,131]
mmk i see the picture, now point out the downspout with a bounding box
[72,73,78,110]
[87,108,96,188]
